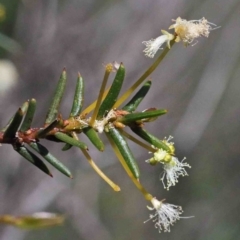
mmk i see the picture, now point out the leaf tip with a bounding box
[114,186,121,192]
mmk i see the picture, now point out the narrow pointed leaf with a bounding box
[122,81,151,112]
[118,109,167,124]
[13,145,52,177]
[97,63,125,119]
[45,135,64,142]
[113,40,176,109]
[54,132,88,150]
[29,142,72,178]
[70,73,84,117]
[37,119,59,138]
[83,127,104,151]
[45,69,67,124]
[106,126,140,179]
[139,108,160,122]
[3,108,24,139]
[62,132,78,151]
[1,117,14,133]
[131,126,170,152]
[20,99,37,132]
[1,101,29,132]
[21,101,30,114]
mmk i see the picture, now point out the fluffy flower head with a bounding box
[146,136,175,165]
[144,198,183,233]
[169,17,218,46]
[146,136,191,190]
[142,30,174,58]
[146,148,170,165]
[142,17,218,58]
[161,156,191,190]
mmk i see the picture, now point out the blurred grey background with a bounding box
[0,0,240,239]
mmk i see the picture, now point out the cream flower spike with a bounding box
[144,198,183,233]
[142,30,174,58]
[169,17,219,46]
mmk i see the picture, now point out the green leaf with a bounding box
[20,99,37,132]
[54,132,88,150]
[21,101,30,114]
[118,109,167,124]
[29,142,72,178]
[37,119,59,138]
[97,63,125,119]
[122,80,151,112]
[45,135,64,142]
[70,73,84,117]
[1,101,29,132]
[3,108,24,139]
[61,132,79,151]
[45,69,67,124]
[83,127,104,151]
[106,126,140,179]
[130,126,170,152]
[13,145,52,177]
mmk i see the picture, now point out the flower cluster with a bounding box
[146,136,191,190]
[143,17,218,58]
[141,16,218,233]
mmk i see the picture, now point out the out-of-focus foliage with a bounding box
[0,0,240,240]
[0,212,64,229]
[0,0,20,56]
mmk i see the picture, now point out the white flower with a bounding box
[161,156,191,190]
[146,136,191,190]
[142,30,174,58]
[142,17,218,58]
[169,17,219,46]
[144,198,183,233]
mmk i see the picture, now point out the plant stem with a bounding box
[106,134,153,201]
[89,65,112,126]
[119,129,156,152]
[81,149,121,192]
[114,42,175,108]
[81,87,110,116]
